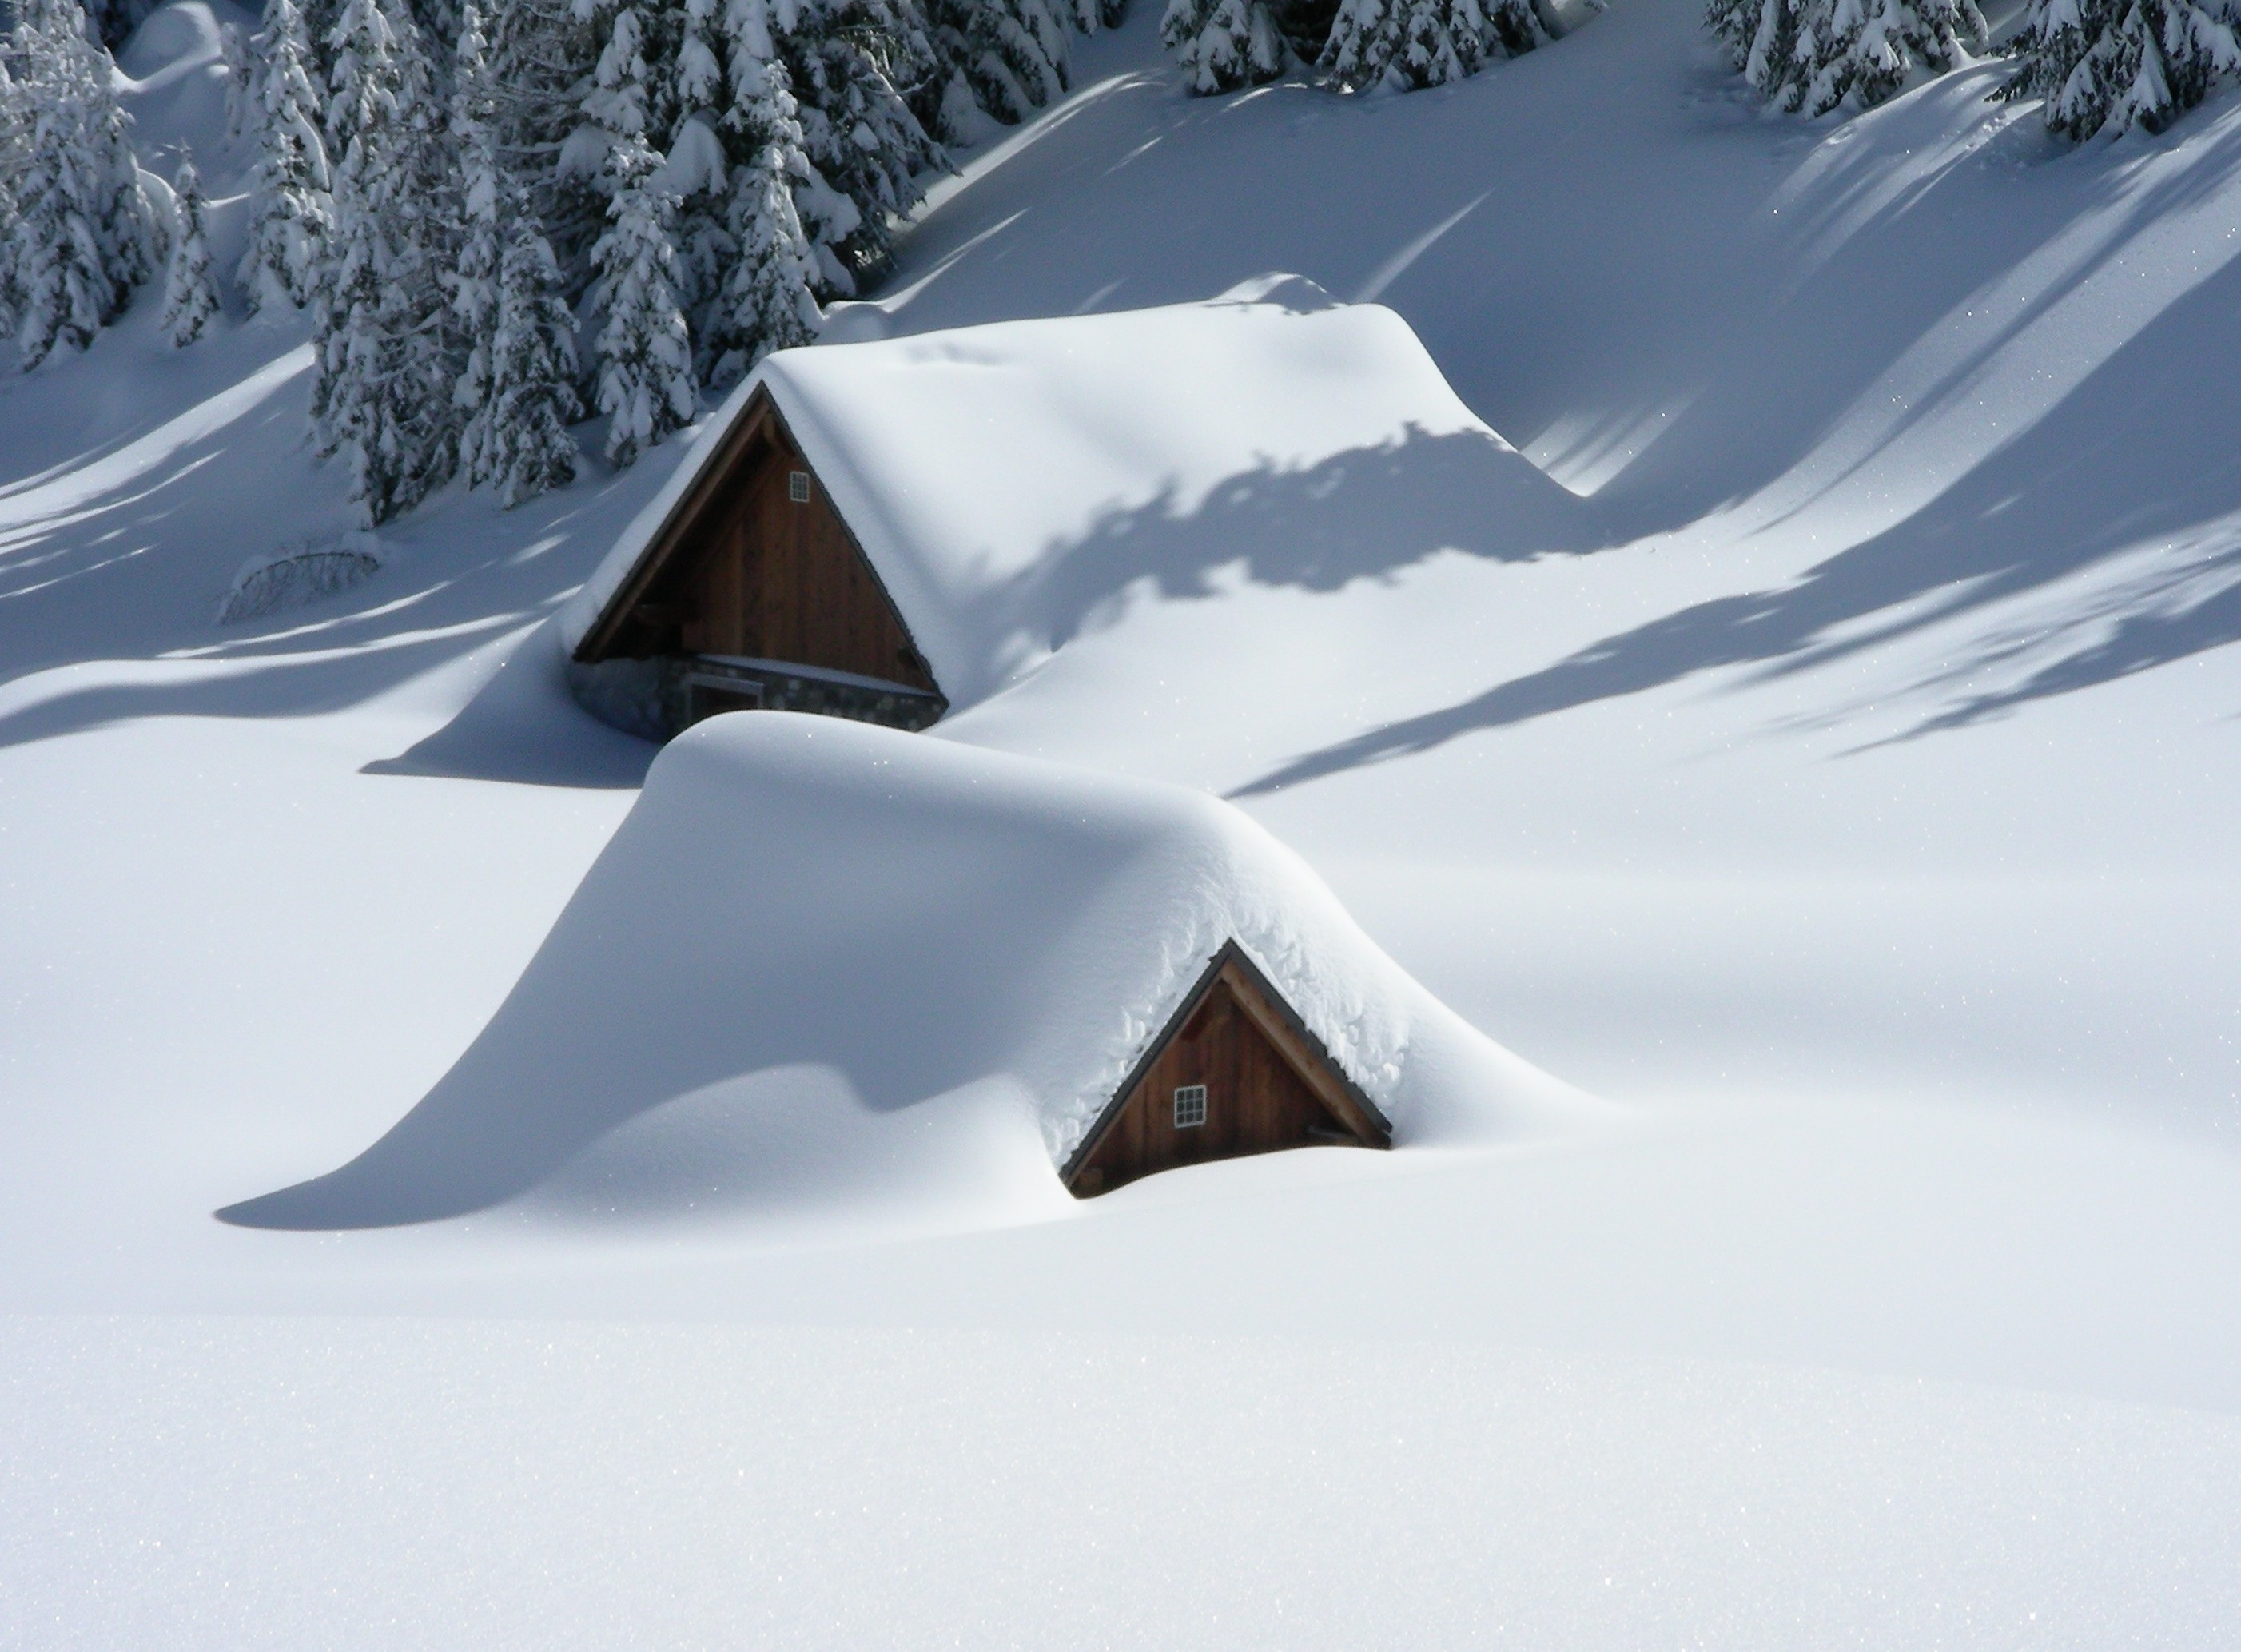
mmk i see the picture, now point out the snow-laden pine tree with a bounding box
[10,66,110,366]
[925,0,1071,125]
[758,0,945,289]
[58,0,161,299]
[69,0,163,300]
[445,0,582,500]
[160,149,218,345]
[1710,0,1982,114]
[1998,0,2241,138]
[712,142,819,376]
[702,0,842,353]
[221,22,257,139]
[664,0,754,337]
[576,0,673,156]
[1323,0,1547,91]
[701,45,820,383]
[591,134,696,465]
[11,0,161,367]
[301,0,344,81]
[1160,0,1285,94]
[0,53,25,341]
[449,1,506,482]
[238,0,333,312]
[719,0,865,299]
[405,0,463,53]
[485,215,583,502]
[315,0,457,521]
[482,0,604,289]
[1706,0,1798,99]
[571,0,693,456]
[1789,0,1981,113]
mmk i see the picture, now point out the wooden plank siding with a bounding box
[1065,943,1391,1197]
[575,388,940,698]
[679,440,937,691]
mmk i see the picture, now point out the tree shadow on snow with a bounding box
[1237,210,2241,792]
[1234,90,2241,794]
[977,422,1602,666]
[0,329,664,788]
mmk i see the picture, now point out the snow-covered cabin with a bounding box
[1064,938,1391,1197]
[221,715,1578,1231]
[559,280,1582,740]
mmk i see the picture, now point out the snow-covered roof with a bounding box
[561,278,1583,707]
[222,713,1584,1233]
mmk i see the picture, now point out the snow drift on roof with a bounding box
[561,281,1587,706]
[221,714,1585,1234]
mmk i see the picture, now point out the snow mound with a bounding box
[221,712,1581,1233]
[562,285,1590,707]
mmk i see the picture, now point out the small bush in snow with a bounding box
[1997,0,2241,139]
[1707,0,1984,117]
[217,539,384,622]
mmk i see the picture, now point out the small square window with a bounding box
[787,470,811,504]
[1173,1085,1207,1129]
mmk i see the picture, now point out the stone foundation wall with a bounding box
[565,653,945,742]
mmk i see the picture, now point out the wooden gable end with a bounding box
[574,388,941,697]
[1063,941,1392,1198]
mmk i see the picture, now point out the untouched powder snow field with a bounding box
[7,0,2241,1646]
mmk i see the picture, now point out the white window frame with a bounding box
[788,470,812,504]
[1172,1085,1208,1129]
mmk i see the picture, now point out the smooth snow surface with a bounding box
[10,0,2241,1646]
[222,713,1575,1232]
[10,1317,2241,1652]
[567,285,1585,705]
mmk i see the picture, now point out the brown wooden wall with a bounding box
[1071,973,1363,1196]
[671,429,938,693]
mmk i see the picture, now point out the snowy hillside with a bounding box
[6,0,2241,1646]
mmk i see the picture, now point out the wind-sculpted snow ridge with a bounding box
[561,280,1592,711]
[221,712,1586,1234]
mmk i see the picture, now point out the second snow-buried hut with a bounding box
[559,277,1585,741]
[1065,941,1391,1196]
[220,715,1582,1232]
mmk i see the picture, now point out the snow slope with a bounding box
[6,0,2241,1646]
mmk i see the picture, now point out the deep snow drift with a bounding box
[225,714,1576,1230]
